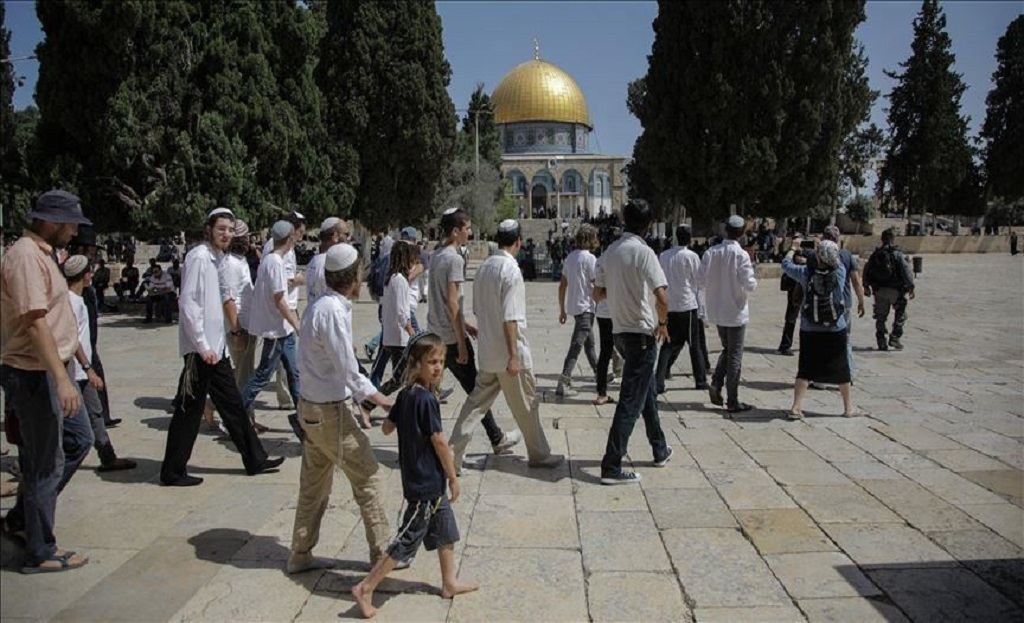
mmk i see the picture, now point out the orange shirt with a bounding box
[0,230,79,370]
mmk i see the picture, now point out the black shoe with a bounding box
[160,475,203,487]
[248,456,285,476]
[103,418,122,427]
[695,383,709,390]
[876,337,888,351]
[777,348,793,356]
[708,385,724,406]
[888,338,904,350]
[97,457,137,472]
[727,402,754,414]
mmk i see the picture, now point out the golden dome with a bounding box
[491,59,592,128]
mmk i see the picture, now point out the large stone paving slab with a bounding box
[662,528,791,608]
[448,547,588,622]
[587,571,689,622]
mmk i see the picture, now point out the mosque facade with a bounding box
[490,47,628,219]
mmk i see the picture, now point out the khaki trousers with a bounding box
[450,369,552,472]
[290,398,390,562]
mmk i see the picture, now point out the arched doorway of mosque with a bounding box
[531,184,548,217]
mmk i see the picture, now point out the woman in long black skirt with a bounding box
[781,239,865,419]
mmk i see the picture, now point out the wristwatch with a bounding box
[81,362,92,372]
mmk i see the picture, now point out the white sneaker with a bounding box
[492,430,522,454]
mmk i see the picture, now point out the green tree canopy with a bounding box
[878,0,973,217]
[628,0,869,223]
[458,83,502,172]
[33,0,336,234]
[318,0,456,231]
[981,15,1024,204]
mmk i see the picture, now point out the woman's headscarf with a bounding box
[816,239,840,269]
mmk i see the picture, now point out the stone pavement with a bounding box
[1,254,1022,622]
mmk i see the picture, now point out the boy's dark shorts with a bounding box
[387,496,459,561]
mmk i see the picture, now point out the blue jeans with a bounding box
[241,333,300,412]
[0,364,93,565]
[600,333,669,477]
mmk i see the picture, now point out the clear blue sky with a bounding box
[5,0,1021,158]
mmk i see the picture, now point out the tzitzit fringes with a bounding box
[182,354,200,401]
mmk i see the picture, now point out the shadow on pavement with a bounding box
[186,528,437,619]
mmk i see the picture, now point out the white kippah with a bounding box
[727,215,745,228]
[208,207,234,220]
[63,255,90,278]
[320,217,341,234]
[443,207,459,215]
[498,219,518,232]
[324,243,359,271]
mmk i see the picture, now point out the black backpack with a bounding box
[803,267,844,327]
[865,246,898,286]
[367,253,390,301]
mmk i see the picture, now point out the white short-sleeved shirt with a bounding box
[263,239,299,310]
[659,246,701,313]
[594,233,668,334]
[562,249,597,316]
[248,252,292,338]
[305,252,327,311]
[472,250,532,373]
[697,239,758,327]
[382,273,412,347]
[298,290,378,403]
[69,291,92,381]
[219,253,254,332]
[427,245,465,345]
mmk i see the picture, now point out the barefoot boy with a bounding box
[351,333,478,618]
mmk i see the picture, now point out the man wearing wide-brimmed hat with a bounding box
[0,190,94,573]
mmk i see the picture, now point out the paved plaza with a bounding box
[1,253,1022,622]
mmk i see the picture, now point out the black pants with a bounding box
[444,341,504,446]
[161,353,269,482]
[778,285,802,351]
[655,310,707,391]
[596,317,615,396]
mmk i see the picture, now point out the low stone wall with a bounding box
[843,235,1011,256]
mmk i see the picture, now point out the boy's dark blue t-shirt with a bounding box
[388,384,445,501]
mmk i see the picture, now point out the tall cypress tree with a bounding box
[629,0,868,223]
[459,83,501,171]
[318,0,456,230]
[879,0,972,219]
[981,15,1023,204]
[1,0,21,224]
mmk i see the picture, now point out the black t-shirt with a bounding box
[388,385,445,501]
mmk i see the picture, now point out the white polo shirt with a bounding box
[659,246,701,312]
[218,252,254,332]
[298,290,378,403]
[263,238,299,310]
[382,273,412,347]
[697,239,758,327]
[472,250,532,373]
[248,252,292,339]
[178,242,228,358]
[594,233,668,334]
[562,249,597,316]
